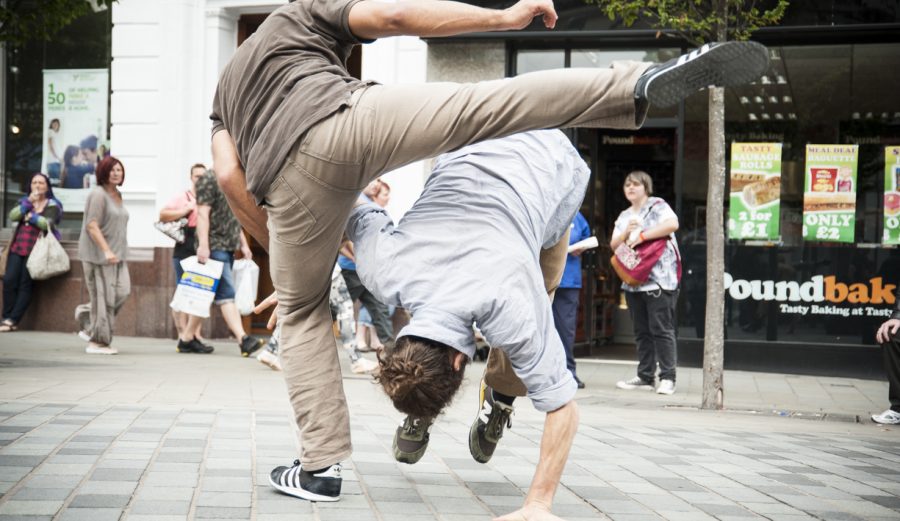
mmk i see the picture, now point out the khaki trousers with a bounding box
[270,63,647,469]
[82,261,130,346]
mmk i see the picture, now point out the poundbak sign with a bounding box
[723,273,895,319]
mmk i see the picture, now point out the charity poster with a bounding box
[41,69,109,212]
[885,147,900,245]
[802,144,858,243]
[727,142,782,240]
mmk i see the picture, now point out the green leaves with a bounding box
[586,0,788,43]
[0,0,116,45]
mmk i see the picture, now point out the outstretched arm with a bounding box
[348,0,557,40]
[212,130,270,251]
[496,400,579,521]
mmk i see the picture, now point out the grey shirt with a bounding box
[210,0,373,202]
[78,187,129,264]
[347,130,589,412]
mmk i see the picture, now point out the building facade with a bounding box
[2,0,899,378]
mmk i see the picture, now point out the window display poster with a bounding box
[41,68,109,212]
[727,142,782,240]
[885,146,900,245]
[802,144,858,243]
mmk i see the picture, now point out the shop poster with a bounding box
[727,142,782,240]
[41,69,109,212]
[802,145,858,243]
[885,146,900,245]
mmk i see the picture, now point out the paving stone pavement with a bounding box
[0,332,897,521]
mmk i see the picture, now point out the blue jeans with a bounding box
[2,253,33,324]
[552,287,580,379]
[209,250,236,304]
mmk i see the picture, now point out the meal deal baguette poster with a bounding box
[885,147,900,245]
[802,144,858,243]
[727,142,782,240]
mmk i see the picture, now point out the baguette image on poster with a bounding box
[727,142,782,240]
[802,144,858,243]
[885,146,900,245]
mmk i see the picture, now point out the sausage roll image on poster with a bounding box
[742,176,781,208]
[730,172,766,193]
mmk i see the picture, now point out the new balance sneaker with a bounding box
[85,343,117,355]
[177,338,214,354]
[635,41,770,107]
[468,380,513,464]
[239,335,264,357]
[351,357,378,374]
[616,376,655,391]
[269,460,341,502]
[393,415,434,464]
[656,379,676,395]
[257,349,282,371]
[871,409,900,425]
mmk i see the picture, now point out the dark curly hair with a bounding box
[376,335,467,418]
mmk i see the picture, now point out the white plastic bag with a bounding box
[233,258,260,316]
[170,256,224,318]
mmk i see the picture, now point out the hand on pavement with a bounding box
[494,503,565,521]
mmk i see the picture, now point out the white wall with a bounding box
[361,36,428,221]
[111,0,426,247]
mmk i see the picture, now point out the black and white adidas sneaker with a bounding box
[269,460,342,502]
[635,41,770,107]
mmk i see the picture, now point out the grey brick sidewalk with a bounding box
[0,333,897,520]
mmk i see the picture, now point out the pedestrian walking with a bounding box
[209,0,769,502]
[77,157,130,355]
[175,169,263,356]
[1,173,64,332]
[612,171,681,395]
[159,163,209,347]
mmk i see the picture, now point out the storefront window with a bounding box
[3,8,111,233]
[515,50,564,74]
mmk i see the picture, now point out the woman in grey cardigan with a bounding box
[77,156,130,354]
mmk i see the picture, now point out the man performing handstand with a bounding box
[210,0,769,504]
[349,130,586,521]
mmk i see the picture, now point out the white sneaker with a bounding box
[85,344,117,355]
[257,350,282,371]
[616,376,654,391]
[656,379,676,395]
[871,409,900,425]
[351,357,378,374]
[77,330,91,342]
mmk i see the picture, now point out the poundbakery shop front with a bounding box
[436,0,900,378]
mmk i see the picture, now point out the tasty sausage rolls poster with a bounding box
[728,142,782,240]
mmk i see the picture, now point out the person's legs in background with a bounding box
[209,249,263,357]
[1,253,32,328]
[552,287,582,388]
[873,332,900,424]
[616,291,656,390]
[645,289,678,395]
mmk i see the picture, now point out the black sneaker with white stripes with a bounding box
[635,41,770,107]
[269,460,341,502]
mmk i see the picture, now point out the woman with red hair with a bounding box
[77,156,131,354]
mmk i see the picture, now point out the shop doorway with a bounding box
[573,127,677,357]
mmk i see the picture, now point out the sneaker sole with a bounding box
[872,416,900,425]
[268,476,340,502]
[645,41,770,107]
[616,383,655,391]
[656,389,676,395]
[258,355,281,371]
